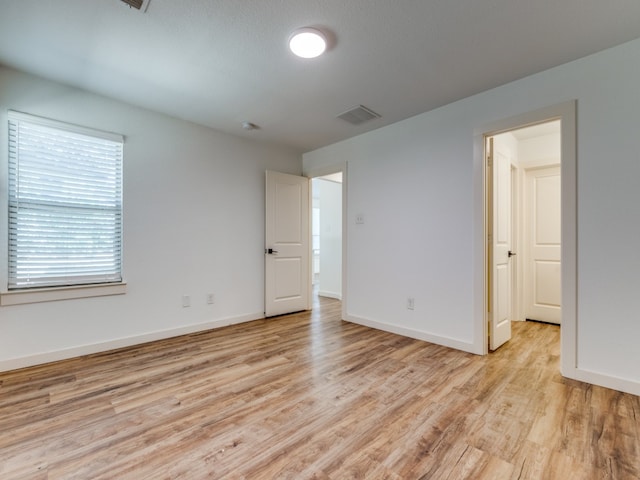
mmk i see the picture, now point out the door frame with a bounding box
[304,162,348,320]
[474,101,577,377]
[511,162,522,322]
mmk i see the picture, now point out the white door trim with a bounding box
[473,101,577,377]
[304,162,348,321]
[511,163,523,322]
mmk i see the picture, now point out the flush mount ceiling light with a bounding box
[288,27,327,59]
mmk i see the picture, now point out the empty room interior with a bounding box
[1,1,640,479]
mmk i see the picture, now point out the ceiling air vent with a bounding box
[336,105,381,125]
[121,0,143,8]
[120,0,150,11]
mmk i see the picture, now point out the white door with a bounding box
[525,166,561,324]
[265,171,310,317]
[489,137,513,350]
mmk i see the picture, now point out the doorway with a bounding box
[486,118,563,351]
[311,173,343,302]
[264,166,347,319]
[307,164,347,320]
[495,121,562,325]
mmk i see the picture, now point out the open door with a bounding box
[488,137,513,350]
[265,171,310,317]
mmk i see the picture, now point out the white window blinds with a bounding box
[8,111,123,289]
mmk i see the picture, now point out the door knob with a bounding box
[265,248,278,254]
[508,250,516,257]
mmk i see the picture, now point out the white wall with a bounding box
[303,38,640,394]
[317,178,342,299]
[518,132,561,167]
[0,66,301,370]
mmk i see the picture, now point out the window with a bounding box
[7,111,123,292]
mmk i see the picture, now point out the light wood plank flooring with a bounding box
[1,297,639,479]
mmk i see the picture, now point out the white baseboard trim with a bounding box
[562,366,640,397]
[0,311,265,373]
[344,314,480,354]
[346,315,639,396]
[318,291,342,301]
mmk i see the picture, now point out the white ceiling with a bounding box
[511,120,561,140]
[1,0,640,153]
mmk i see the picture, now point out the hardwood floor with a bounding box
[1,297,639,479]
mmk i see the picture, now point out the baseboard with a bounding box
[562,366,640,397]
[0,312,265,373]
[345,315,639,396]
[318,291,342,300]
[344,314,480,354]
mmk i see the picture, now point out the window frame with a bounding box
[1,111,126,306]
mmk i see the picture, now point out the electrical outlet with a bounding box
[206,293,215,304]
[182,295,191,307]
[355,213,365,225]
[407,297,415,310]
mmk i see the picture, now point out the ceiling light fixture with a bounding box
[288,27,327,59]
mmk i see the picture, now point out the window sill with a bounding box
[0,282,127,306]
